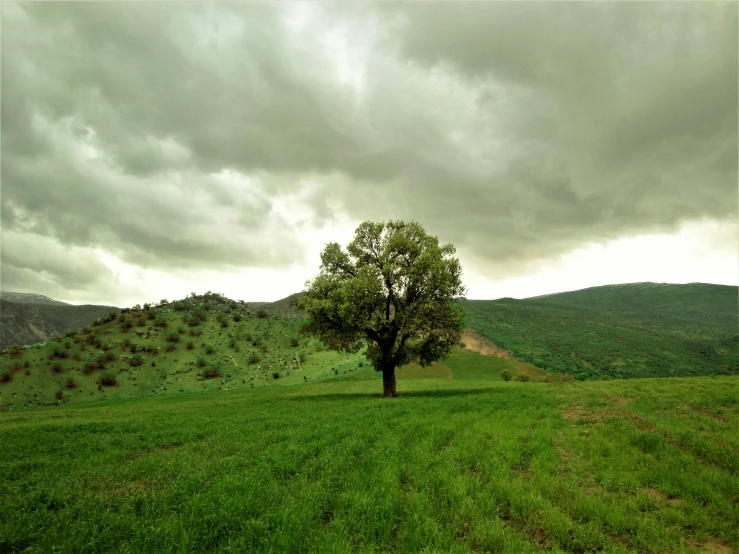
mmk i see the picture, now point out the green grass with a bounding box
[462,283,738,380]
[1,372,737,553]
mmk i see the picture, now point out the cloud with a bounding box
[1,1,736,301]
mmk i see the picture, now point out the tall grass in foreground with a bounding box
[0,376,737,553]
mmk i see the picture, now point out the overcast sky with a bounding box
[1,2,737,307]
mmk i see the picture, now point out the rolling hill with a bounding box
[462,282,738,380]
[0,298,121,349]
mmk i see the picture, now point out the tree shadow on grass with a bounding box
[286,387,503,402]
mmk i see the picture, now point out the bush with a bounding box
[64,377,77,389]
[55,389,65,400]
[562,374,576,382]
[177,326,186,335]
[575,372,589,381]
[83,358,97,374]
[272,372,280,380]
[8,344,22,359]
[130,354,145,367]
[186,341,194,350]
[0,371,11,384]
[514,373,530,382]
[165,342,176,352]
[299,352,308,363]
[166,332,180,343]
[120,320,133,332]
[501,369,512,381]
[154,317,168,328]
[98,372,118,387]
[290,338,300,348]
[135,316,147,327]
[233,313,242,322]
[248,354,261,365]
[196,356,207,367]
[204,344,215,355]
[256,309,268,319]
[201,366,221,379]
[50,362,64,374]
[190,328,202,336]
[541,374,553,383]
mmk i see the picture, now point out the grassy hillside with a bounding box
[1,374,736,553]
[0,300,121,349]
[462,283,738,380]
[0,293,543,411]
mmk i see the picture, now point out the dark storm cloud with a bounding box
[1,1,736,291]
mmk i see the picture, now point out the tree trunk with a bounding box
[382,366,397,398]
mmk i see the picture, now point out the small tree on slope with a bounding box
[298,221,466,397]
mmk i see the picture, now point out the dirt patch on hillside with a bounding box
[644,487,683,507]
[462,328,511,358]
[689,539,736,554]
[28,324,47,341]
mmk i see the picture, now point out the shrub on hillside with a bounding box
[165,342,177,352]
[562,374,576,382]
[204,344,215,355]
[64,377,77,389]
[229,338,236,348]
[290,338,300,348]
[177,326,186,335]
[135,316,147,327]
[98,372,118,387]
[55,389,65,400]
[514,374,530,382]
[130,354,145,367]
[233,313,242,322]
[120,320,133,332]
[248,353,261,365]
[154,317,168,329]
[186,341,194,350]
[575,372,590,381]
[83,358,97,374]
[190,328,202,337]
[0,371,12,384]
[196,356,207,367]
[50,362,64,374]
[272,372,280,380]
[8,344,22,359]
[501,369,512,381]
[166,332,180,343]
[256,309,268,319]
[201,366,221,379]
[146,310,156,320]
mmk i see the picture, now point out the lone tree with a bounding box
[298,221,466,397]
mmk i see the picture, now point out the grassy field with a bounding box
[1,369,737,553]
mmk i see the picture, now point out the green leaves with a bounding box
[299,220,466,374]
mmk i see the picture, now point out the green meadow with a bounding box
[1,368,737,553]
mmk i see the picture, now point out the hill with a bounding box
[245,292,303,316]
[0,291,71,306]
[0,300,121,349]
[462,282,738,380]
[0,292,549,411]
[1,371,737,552]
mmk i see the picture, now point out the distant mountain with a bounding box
[0,299,120,349]
[462,282,738,379]
[0,292,70,306]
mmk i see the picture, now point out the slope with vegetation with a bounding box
[0,291,555,411]
[1,372,736,553]
[462,283,738,380]
[0,299,121,349]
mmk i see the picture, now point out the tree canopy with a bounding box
[298,221,466,397]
